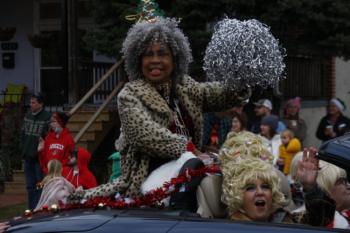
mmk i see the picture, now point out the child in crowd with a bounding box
[35,159,74,211]
[278,129,301,175]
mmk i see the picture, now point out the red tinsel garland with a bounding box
[33,164,221,214]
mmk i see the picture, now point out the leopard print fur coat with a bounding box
[81,75,249,199]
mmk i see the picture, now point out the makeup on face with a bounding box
[141,42,174,84]
[241,178,273,222]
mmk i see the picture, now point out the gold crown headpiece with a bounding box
[125,0,164,23]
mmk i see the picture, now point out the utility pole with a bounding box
[66,0,79,104]
[61,0,68,103]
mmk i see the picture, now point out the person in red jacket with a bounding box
[62,147,97,189]
[39,112,75,174]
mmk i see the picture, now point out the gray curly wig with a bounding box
[122,18,192,81]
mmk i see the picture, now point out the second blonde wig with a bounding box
[220,131,273,164]
[317,160,347,195]
[221,156,285,216]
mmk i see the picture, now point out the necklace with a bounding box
[173,100,190,139]
[154,82,190,139]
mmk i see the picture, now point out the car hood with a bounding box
[7,209,345,233]
[7,210,113,233]
[7,209,181,233]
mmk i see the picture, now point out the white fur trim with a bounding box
[334,211,350,229]
[141,152,196,195]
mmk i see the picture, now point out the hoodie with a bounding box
[39,127,75,174]
[279,138,301,175]
[62,147,97,189]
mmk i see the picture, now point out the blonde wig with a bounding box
[317,160,347,195]
[41,159,62,185]
[289,151,303,181]
[221,156,285,216]
[219,131,274,165]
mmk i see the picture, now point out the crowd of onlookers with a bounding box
[198,96,350,228]
[202,97,350,177]
[21,94,97,211]
[0,93,341,229]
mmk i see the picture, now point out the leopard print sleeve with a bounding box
[182,76,250,113]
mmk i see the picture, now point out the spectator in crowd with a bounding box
[316,161,350,228]
[259,115,282,165]
[250,99,286,134]
[282,97,307,143]
[202,104,245,151]
[108,151,121,182]
[278,129,301,175]
[21,93,51,210]
[202,112,232,150]
[108,133,125,182]
[297,150,350,229]
[62,147,97,189]
[38,112,75,174]
[35,159,74,211]
[316,98,350,142]
[230,112,248,134]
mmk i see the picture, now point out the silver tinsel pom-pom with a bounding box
[203,19,286,90]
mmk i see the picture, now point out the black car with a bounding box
[6,208,347,233]
[318,133,350,181]
[7,135,350,233]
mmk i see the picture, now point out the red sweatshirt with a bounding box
[39,128,75,174]
[62,147,97,189]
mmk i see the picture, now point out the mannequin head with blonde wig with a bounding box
[317,161,350,211]
[221,155,285,221]
[220,130,274,164]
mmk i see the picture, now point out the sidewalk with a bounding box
[0,192,26,208]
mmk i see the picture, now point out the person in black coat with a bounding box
[316,98,350,142]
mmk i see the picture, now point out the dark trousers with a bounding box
[169,158,205,212]
[24,159,43,210]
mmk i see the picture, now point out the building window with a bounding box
[281,56,334,100]
[39,2,61,19]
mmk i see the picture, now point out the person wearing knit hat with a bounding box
[282,97,307,143]
[316,97,350,142]
[261,115,279,132]
[260,115,282,165]
[38,111,75,174]
[330,98,347,113]
[251,98,286,134]
[53,111,70,128]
